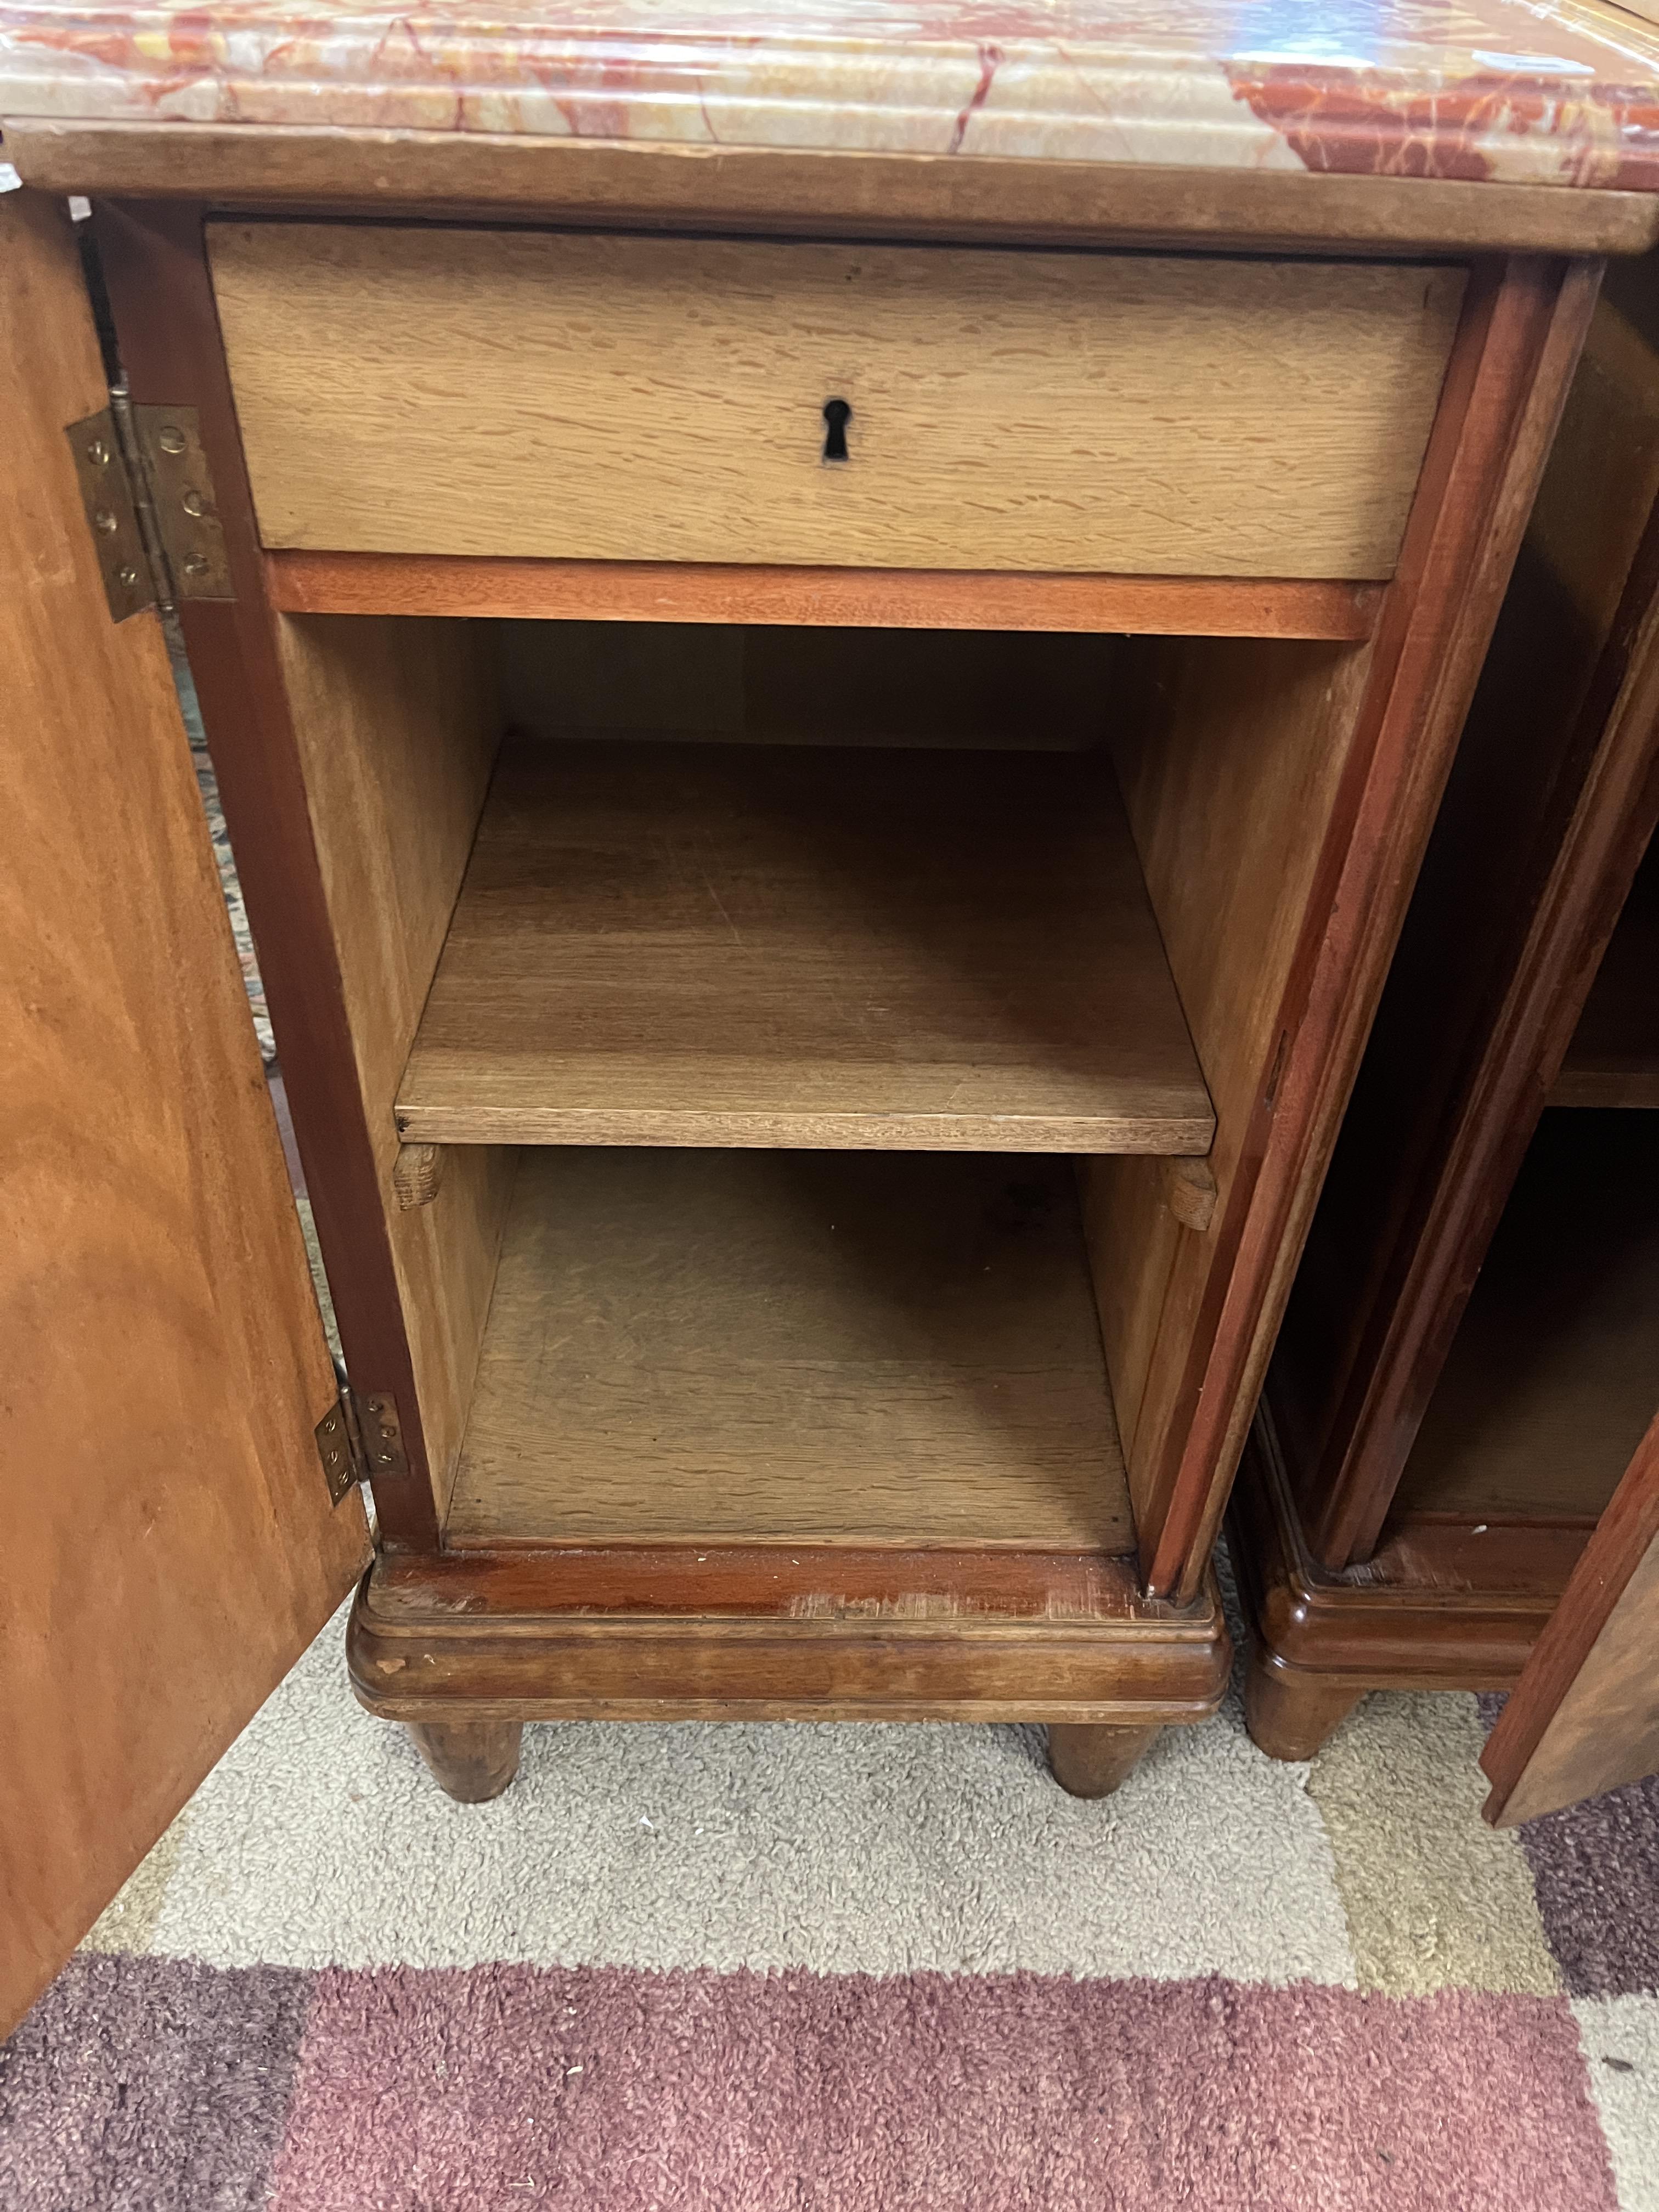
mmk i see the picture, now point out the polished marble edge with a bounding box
[4,1,1659,189]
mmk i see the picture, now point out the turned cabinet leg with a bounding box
[1047,1722,1160,1799]
[1244,1648,1363,1760]
[408,1719,523,1803]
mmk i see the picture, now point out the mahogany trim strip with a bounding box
[265,551,1383,640]
[372,1548,1178,1623]
[94,199,443,1551]
[12,121,1659,259]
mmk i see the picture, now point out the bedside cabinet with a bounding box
[1235,252,1659,1825]
[7,0,1659,2029]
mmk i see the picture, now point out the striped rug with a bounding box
[3,1571,1655,2210]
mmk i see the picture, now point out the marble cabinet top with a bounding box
[4,0,1659,192]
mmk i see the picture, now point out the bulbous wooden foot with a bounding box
[1244,1648,1363,1760]
[1047,1722,1160,1798]
[408,1718,523,1802]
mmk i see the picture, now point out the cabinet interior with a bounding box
[1389,1107,1659,1532]
[1553,840,1659,1109]
[274,612,1372,1569]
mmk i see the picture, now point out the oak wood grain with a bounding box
[14,121,1658,258]
[272,614,514,1521]
[1091,634,1370,1541]
[266,551,1381,640]
[443,1149,1135,1554]
[0,191,368,2036]
[396,740,1214,1153]
[1482,1405,1659,1824]
[211,225,1462,580]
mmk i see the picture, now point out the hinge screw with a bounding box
[183,554,211,578]
[157,425,187,455]
[93,507,119,535]
[117,564,140,587]
[86,438,110,466]
[180,489,206,518]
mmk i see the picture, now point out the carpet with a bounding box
[3,1571,1655,2211]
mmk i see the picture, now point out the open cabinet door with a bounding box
[1482,1404,1659,1825]
[0,190,371,2034]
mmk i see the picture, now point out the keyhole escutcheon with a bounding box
[821,397,853,464]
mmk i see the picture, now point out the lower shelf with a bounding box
[444,1148,1133,1553]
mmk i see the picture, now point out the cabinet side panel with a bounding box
[0,193,368,2035]
[1092,636,1369,1496]
[275,614,513,1520]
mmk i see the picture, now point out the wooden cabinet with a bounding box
[1234,254,1659,1822]
[0,160,1606,2038]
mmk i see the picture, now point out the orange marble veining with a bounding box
[2,0,1659,187]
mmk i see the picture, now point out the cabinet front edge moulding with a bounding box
[11,124,1659,257]
[264,554,1384,640]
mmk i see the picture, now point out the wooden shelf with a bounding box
[1552,843,1659,1108]
[443,1149,1135,1554]
[1391,1110,1659,1527]
[397,739,1214,1152]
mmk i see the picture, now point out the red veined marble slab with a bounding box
[2,0,1659,189]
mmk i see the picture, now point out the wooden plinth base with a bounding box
[348,1549,1231,1793]
[1227,1412,1583,1760]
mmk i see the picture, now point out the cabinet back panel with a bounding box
[1391,1109,1659,1526]
[498,623,1117,750]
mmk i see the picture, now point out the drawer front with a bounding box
[210,224,1464,580]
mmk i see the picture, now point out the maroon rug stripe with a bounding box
[0,1954,313,2211]
[272,1966,1613,2211]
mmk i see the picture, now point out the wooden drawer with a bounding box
[210,224,1464,580]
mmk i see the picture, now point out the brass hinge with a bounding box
[65,397,233,622]
[315,1381,411,1507]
